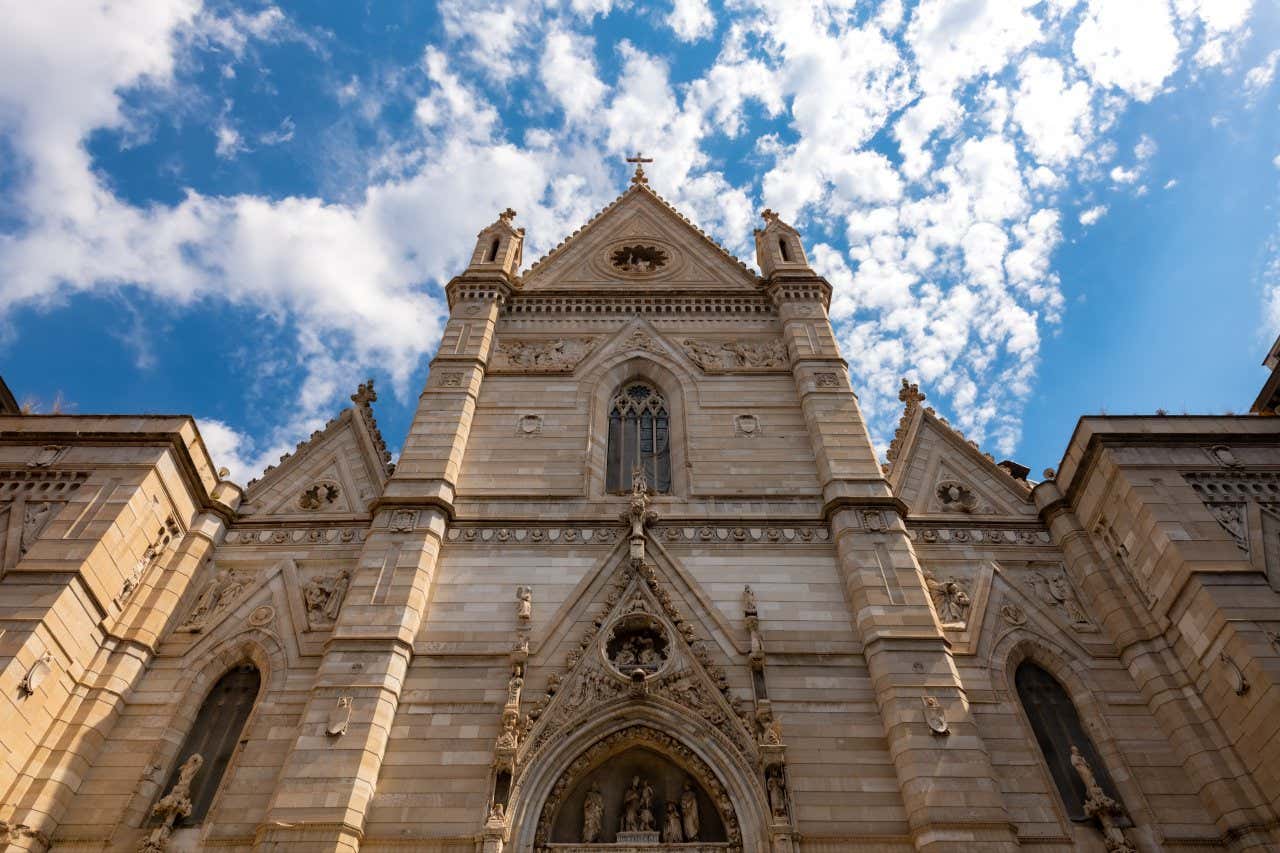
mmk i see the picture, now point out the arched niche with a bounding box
[530,725,744,851]
[547,745,727,845]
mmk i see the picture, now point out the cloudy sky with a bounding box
[2,0,1278,483]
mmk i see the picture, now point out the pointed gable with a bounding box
[518,182,760,292]
[886,379,1034,519]
[239,381,392,520]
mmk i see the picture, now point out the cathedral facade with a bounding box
[2,167,1279,853]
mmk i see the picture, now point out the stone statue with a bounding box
[680,779,699,840]
[19,501,54,556]
[1070,745,1102,799]
[1070,745,1136,853]
[926,574,971,625]
[139,753,203,853]
[516,586,532,621]
[506,675,523,708]
[487,802,505,825]
[639,777,655,831]
[767,769,788,819]
[496,715,518,749]
[582,782,604,843]
[621,776,642,832]
[742,585,758,616]
[663,802,684,843]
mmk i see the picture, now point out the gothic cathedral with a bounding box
[3,165,1280,853]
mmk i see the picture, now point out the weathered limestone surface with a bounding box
[1,172,1277,853]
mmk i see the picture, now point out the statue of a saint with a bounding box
[767,770,787,819]
[516,586,532,621]
[621,776,641,832]
[582,782,604,843]
[742,584,758,616]
[663,802,684,843]
[639,777,655,831]
[680,779,699,841]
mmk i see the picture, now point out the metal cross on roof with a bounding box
[626,152,653,185]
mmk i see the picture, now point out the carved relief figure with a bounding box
[179,567,248,632]
[506,674,524,708]
[582,782,604,843]
[1029,570,1091,629]
[742,585,758,616]
[19,501,55,556]
[303,570,350,625]
[680,779,699,841]
[663,803,684,843]
[492,338,597,372]
[681,337,787,370]
[496,714,519,749]
[925,572,971,625]
[516,585,533,621]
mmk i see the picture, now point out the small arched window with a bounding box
[486,237,501,263]
[155,664,260,826]
[778,236,791,263]
[1015,661,1124,822]
[606,382,671,494]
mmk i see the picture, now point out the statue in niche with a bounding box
[767,768,788,819]
[742,585,758,616]
[621,776,642,832]
[680,778,700,841]
[663,803,684,843]
[516,586,532,621]
[496,715,518,749]
[639,777,656,832]
[582,782,604,843]
[19,501,55,557]
[925,572,971,625]
[303,570,350,625]
[506,674,523,708]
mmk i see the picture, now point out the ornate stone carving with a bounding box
[681,778,700,841]
[611,244,668,274]
[19,651,54,697]
[326,696,352,736]
[139,754,203,853]
[999,602,1027,626]
[303,569,350,626]
[298,480,340,511]
[682,337,787,370]
[389,509,417,532]
[621,467,658,562]
[619,775,657,834]
[1221,652,1250,696]
[118,516,182,606]
[178,566,250,632]
[491,338,598,372]
[533,725,742,851]
[1070,745,1135,853]
[908,525,1050,546]
[922,695,949,736]
[1207,444,1243,468]
[1208,502,1248,551]
[19,500,57,557]
[924,571,971,626]
[27,445,68,468]
[766,767,788,820]
[734,414,760,437]
[438,371,464,387]
[517,585,533,621]
[248,605,275,626]
[1027,569,1094,631]
[936,480,979,513]
[606,613,669,677]
[814,372,838,388]
[517,414,543,435]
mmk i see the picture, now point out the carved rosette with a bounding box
[532,726,742,853]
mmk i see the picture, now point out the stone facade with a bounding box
[1,168,1279,853]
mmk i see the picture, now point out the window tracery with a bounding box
[607,383,671,494]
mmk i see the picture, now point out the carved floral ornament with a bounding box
[610,243,669,274]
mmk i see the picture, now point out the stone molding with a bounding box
[225,526,368,545]
[908,525,1052,546]
[442,525,830,546]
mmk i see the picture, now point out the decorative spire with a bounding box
[885,378,925,470]
[351,378,394,475]
[626,152,653,186]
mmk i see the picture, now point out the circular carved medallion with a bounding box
[604,613,670,679]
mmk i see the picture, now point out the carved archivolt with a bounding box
[533,725,742,852]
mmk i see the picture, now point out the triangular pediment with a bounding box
[890,409,1034,519]
[521,555,756,766]
[240,405,389,520]
[519,185,760,292]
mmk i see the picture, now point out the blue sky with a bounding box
[2,0,1278,482]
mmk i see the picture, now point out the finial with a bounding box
[351,378,377,405]
[498,207,517,223]
[626,152,653,185]
[761,208,779,224]
[898,378,925,409]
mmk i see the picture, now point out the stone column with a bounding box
[1036,480,1279,851]
[256,278,506,852]
[771,280,1019,852]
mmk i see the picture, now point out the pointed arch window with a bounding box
[155,664,260,826]
[1015,661,1125,822]
[606,382,670,494]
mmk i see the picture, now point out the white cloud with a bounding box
[1079,204,1107,225]
[1244,49,1280,100]
[214,123,243,158]
[1073,0,1180,101]
[667,0,716,42]
[1013,55,1094,165]
[540,29,607,122]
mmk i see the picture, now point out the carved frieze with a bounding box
[682,337,787,371]
[908,525,1050,546]
[226,526,367,545]
[490,337,598,373]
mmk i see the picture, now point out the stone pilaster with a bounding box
[770,280,1019,852]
